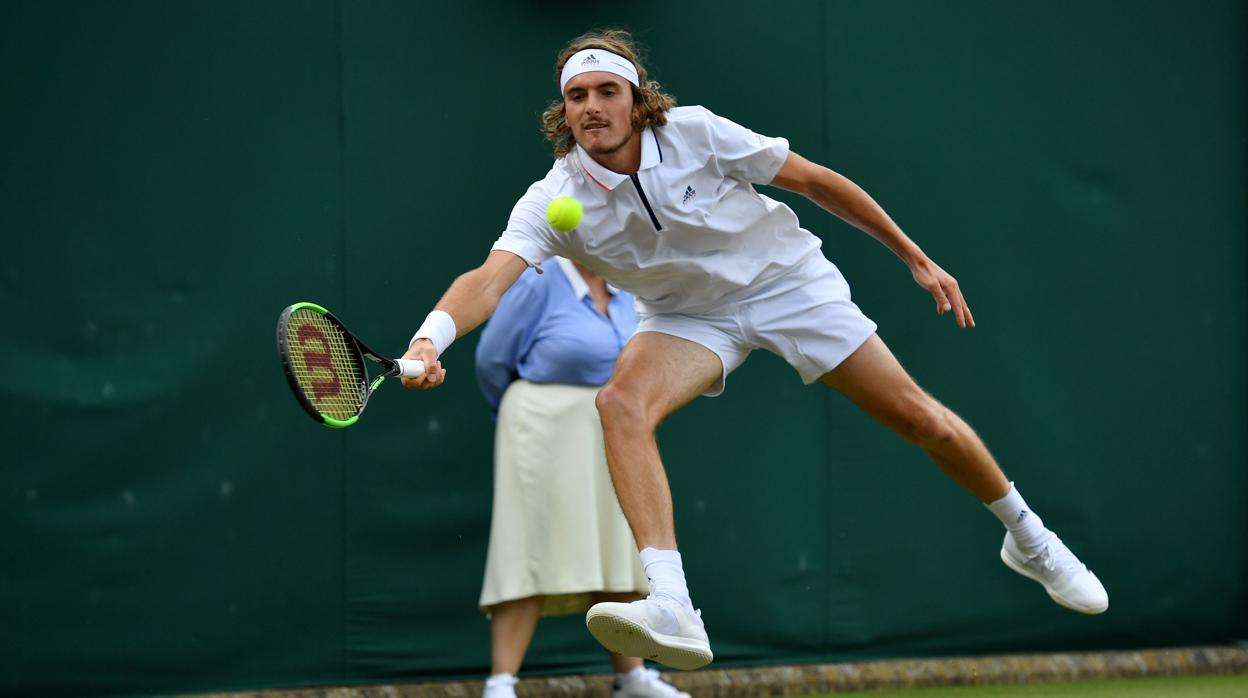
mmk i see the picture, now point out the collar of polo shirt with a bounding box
[574,127,663,190]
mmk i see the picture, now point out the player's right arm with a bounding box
[770,151,975,329]
[400,250,529,390]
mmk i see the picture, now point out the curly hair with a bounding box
[541,29,677,159]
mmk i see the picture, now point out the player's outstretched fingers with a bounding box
[943,277,967,328]
[932,284,952,317]
[958,290,976,328]
[946,279,974,329]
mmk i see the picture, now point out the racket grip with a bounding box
[396,359,426,378]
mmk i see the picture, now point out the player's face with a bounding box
[563,73,636,157]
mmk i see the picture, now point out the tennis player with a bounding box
[402,30,1108,670]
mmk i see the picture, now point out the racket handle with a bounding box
[396,359,426,378]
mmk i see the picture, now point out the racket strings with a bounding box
[286,309,364,420]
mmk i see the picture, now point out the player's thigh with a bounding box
[817,334,932,423]
[606,331,723,422]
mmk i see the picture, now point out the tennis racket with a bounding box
[276,302,425,428]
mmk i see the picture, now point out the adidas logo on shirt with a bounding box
[682,185,696,205]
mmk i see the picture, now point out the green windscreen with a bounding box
[1,1,1243,697]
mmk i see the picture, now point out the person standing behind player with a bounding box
[403,30,1108,671]
[474,257,689,698]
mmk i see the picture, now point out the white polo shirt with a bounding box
[492,105,823,316]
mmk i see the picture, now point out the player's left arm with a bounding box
[770,151,974,329]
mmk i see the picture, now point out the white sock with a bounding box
[616,666,648,683]
[986,482,1055,552]
[485,672,518,688]
[639,547,691,605]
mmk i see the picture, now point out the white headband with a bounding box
[559,48,640,92]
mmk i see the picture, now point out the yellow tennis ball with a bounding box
[546,196,583,232]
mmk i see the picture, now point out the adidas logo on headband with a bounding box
[560,48,640,91]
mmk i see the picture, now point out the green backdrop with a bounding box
[2,1,1243,696]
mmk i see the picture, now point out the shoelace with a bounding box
[647,580,702,614]
[645,580,706,634]
[647,589,703,623]
[1036,538,1087,576]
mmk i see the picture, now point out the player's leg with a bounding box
[819,334,1108,614]
[587,331,724,670]
[484,595,543,697]
[594,331,722,550]
[818,334,1008,501]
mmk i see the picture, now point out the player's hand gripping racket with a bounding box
[276,302,425,428]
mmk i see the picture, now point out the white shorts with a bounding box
[635,253,877,396]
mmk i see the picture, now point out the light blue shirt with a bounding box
[475,258,637,414]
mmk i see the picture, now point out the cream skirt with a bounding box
[479,380,648,616]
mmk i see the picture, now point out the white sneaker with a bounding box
[586,596,713,670]
[1000,532,1109,614]
[613,666,691,697]
[482,672,518,698]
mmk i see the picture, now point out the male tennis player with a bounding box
[401,30,1107,670]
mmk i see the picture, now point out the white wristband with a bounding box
[410,310,457,356]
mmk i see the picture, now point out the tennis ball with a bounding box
[546,196,583,232]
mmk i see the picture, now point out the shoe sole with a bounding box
[585,608,713,671]
[999,547,1108,615]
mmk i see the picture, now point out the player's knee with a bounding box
[893,398,957,446]
[595,383,648,431]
